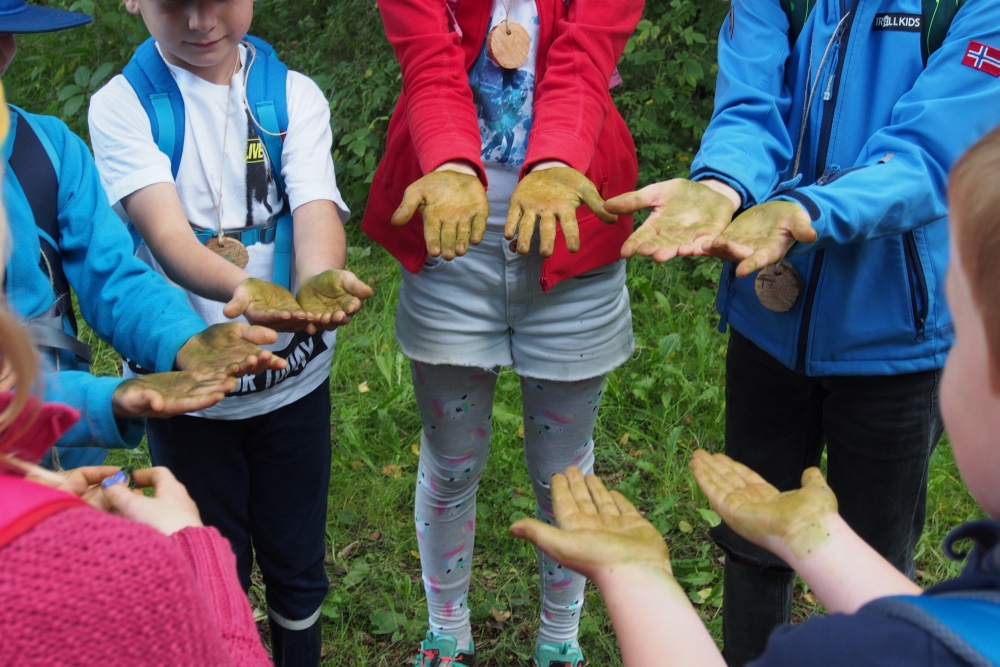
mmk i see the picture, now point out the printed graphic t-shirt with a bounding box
[89,43,349,420]
[468,0,540,208]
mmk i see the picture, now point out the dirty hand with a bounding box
[703,201,816,278]
[391,164,490,260]
[506,166,617,257]
[689,450,838,560]
[608,179,739,262]
[223,278,314,332]
[102,467,203,536]
[111,371,239,419]
[27,465,121,511]
[295,269,374,332]
[175,322,286,376]
[510,466,672,585]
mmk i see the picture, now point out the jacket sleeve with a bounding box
[43,371,144,449]
[171,527,273,666]
[779,0,1000,253]
[378,0,486,180]
[689,0,795,207]
[520,0,643,176]
[42,115,207,372]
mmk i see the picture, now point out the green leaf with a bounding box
[63,94,85,118]
[369,609,403,635]
[89,62,115,88]
[341,560,370,588]
[697,508,722,527]
[57,85,82,102]
[74,65,91,88]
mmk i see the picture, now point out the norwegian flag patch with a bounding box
[962,40,1000,78]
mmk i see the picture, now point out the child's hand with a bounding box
[111,371,239,419]
[509,466,672,585]
[689,450,838,560]
[26,465,122,511]
[506,166,617,257]
[392,166,490,260]
[295,270,374,332]
[703,201,816,277]
[224,278,314,332]
[608,179,739,262]
[102,467,203,536]
[175,322,287,376]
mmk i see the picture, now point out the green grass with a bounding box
[12,0,984,663]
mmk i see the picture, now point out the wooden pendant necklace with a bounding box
[487,0,530,70]
[203,56,249,269]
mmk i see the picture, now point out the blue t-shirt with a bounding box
[752,520,1000,667]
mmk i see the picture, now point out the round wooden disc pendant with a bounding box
[754,260,802,313]
[488,20,530,70]
[205,236,249,269]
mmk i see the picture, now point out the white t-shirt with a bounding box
[468,0,540,204]
[89,43,349,420]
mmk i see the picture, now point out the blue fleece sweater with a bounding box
[4,107,206,467]
[691,0,1000,376]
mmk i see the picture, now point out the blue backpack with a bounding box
[122,35,294,289]
[866,591,1000,666]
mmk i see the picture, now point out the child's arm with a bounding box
[689,450,921,613]
[510,467,727,667]
[284,199,373,331]
[121,183,314,332]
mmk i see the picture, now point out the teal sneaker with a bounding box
[530,642,584,667]
[414,632,477,667]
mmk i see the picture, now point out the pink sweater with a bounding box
[0,508,272,666]
[0,393,271,666]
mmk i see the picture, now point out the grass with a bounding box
[95,235,984,666]
[11,0,983,663]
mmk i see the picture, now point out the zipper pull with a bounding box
[822,75,835,101]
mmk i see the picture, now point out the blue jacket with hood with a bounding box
[691,0,1000,376]
[4,107,206,467]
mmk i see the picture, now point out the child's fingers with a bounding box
[509,517,567,556]
[801,467,829,490]
[580,184,618,224]
[222,288,253,319]
[585,475,620,516]
[504,204,523,240]
[391,187,421,226]
[423,214,443,257]
[550,473,581,525]
[439,219,459,260]
[238,324,280,346]
[609,490,642,517]
[604,184,659,215]
[715,453,770,488]
[516,212,537,255]
[559,208,581,253]
[689,458,737,508]
[470,212,487,246]
[455,218,473,256]
[565,466,599,516]
[538,211,558,257]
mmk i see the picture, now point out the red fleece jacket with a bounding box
[362,0,642,291]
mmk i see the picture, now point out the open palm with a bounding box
[295,269,374,331]
[510,467,671,582]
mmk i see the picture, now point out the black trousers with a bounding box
[713,330,943,666]
[148,382,332,623]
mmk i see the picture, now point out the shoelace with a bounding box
[417,648,466,667]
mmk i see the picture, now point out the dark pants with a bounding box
[713,330,943,666]
[148,382,332,623]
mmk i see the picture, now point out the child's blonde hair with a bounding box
[949,123,1000,393]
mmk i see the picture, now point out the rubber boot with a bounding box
[269,617,322,667]
[719,555,795,667]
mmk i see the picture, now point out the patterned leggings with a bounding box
[410,360,606,648]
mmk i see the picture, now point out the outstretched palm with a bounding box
[510,467,671,581]
[295,269,374,331]
[689,450,838,557]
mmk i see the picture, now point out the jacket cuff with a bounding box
[521,131,595,180]
[690,167,754,209]
[415,136,488,187]
[156,320,207,373]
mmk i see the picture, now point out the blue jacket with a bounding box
[4,108,206,467]
[691,0,1000,376]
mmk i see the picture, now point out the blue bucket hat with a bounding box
[0,0,91,34]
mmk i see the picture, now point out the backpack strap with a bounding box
[243,35,293,290]
[0,474,86,550]
[5,107,91,365]
[780,0,813,47]
[922,0,970,65]
[866,593,1000,667]
[123,37,185,180]
[780,0,967,65]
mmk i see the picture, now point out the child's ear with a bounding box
[122,0,141,16]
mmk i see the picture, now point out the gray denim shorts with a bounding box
[395,218,634,382]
